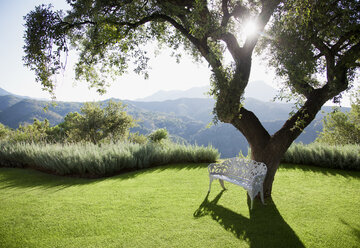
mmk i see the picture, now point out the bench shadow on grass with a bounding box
[194,190,305,248]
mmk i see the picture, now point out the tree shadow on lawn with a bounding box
[0,163,208,190]
[194,190,305,248]
[340,219,360,243]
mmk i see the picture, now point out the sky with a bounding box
[0,0,355,106]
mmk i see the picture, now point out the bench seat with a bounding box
[208,157,267,209]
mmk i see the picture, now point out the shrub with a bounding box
[282,143,360,170]
[128,132,148,144]
[0,141,219,177]
[148,128,168,143]
[0,123,9,140]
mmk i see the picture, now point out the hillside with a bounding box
[0,87,345,157]
[136,80,278,102]
[0,88,12,96]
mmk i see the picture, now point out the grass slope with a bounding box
[0,164,359,248]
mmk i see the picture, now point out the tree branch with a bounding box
[60,20,96,29]
[336,41,360,70]
[332,28,360,52]
[243,0,281,54]
[218,32,243,63]
[287,76,315,99]
[221,0,230,27]
[232,107,271,150]
[230,3,249,19]
[271,86,330,151]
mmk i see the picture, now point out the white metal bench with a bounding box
[208,157,267,209]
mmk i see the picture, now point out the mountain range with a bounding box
[136,80,278,102]
[0,84,345,158]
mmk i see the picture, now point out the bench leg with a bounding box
[248,191,255,210]
[219,179,226,190]
[260,188,265,205]
[208,176,214,192]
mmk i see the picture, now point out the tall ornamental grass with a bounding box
[0,141,219,177]
[282,143,360,170]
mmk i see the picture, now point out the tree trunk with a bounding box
[250,141,287,198]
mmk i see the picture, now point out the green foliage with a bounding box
[23,4,68,97]
[316,91,360,145]
[60,100,136,144]
[10,119,54,143]
[22,1,276,97]
[0,141,219,177]
[260,0,360,102]
[238,147,251,159]
[128,131,148,145]
[316,105,360,145]
[0,123,9,140]
[148,128,168,143]
[2,100,136,144]
[282,143,360,170]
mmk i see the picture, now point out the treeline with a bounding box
[1,97,359,172]
[0,101,219,177]
[0,101,147,144]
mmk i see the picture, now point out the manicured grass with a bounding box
[0,164,359,248]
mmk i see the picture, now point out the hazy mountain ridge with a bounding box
[0,88,12,96]
[0,87,345,157]
[136,80,278,102]
[136,86,211,102]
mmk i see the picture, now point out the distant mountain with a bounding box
[244,80,278,102]
[0,97,83,128]
[0,88,12,96]
[136,85,210,101]
[124,98,215,124]
[0,95,23,112]
[0,88,348,158]
[0,87,50,101]
[128,97,293,124]
[136,80,278,102]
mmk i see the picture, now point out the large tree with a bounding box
[23,0,360,198]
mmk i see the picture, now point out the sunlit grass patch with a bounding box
[0,163,359,248]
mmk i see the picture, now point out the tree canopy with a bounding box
[261,0,360,104]
[60,101,136,144]
[23,0,279,97]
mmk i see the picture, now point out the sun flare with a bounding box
[243,20,258,37]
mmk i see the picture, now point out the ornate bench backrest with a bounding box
[208,157,267,181]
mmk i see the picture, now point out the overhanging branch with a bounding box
[337,42,360,69]
[332,28,360,52]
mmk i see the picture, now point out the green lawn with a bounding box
[0,164,359,248]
